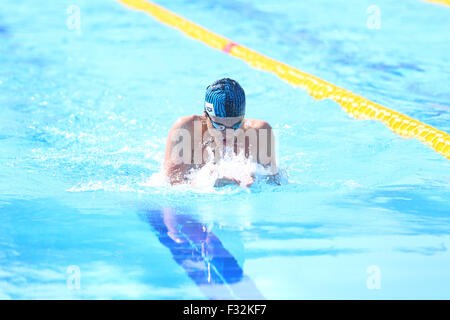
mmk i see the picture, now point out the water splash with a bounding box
[144,146,288,192]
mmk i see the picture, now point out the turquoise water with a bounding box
[0,0,449,299]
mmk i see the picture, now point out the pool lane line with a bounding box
[143,208,265,299]
[117,0,450,160]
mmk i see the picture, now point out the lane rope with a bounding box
[117,0,450,160]
[424,0,450,6]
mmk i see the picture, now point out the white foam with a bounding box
[138,170,170,188]
[68,146,286,195]
[186,146,279,189]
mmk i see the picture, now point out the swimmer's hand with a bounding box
[264,172,282,185]
[214,177,239,187]
[241,174,255,187]
[214,174,254,188]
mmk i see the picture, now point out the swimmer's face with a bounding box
[204,112,244,145]
[204,111,243,131]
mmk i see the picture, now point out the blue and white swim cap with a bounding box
[204,78,245,118]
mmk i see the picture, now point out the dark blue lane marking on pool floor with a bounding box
[142,208,264,300]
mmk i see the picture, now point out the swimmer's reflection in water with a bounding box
[144,208,264,299]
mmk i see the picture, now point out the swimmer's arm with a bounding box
[256,121,278,170]
[163,116,195,185]
[255,121,281,185]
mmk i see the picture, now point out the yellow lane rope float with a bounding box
[117,0,450,160]
[424,0,450,6]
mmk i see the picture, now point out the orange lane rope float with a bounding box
[117,0,450,160]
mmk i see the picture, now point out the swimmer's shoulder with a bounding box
[242,119,273,130]
[170,115,204,131]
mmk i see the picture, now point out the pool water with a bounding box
[0,0,449,299]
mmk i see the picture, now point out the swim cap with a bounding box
[204,78,245,118]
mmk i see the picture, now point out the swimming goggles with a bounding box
[205,111,243,131]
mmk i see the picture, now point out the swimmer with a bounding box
[163,78,278,186]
